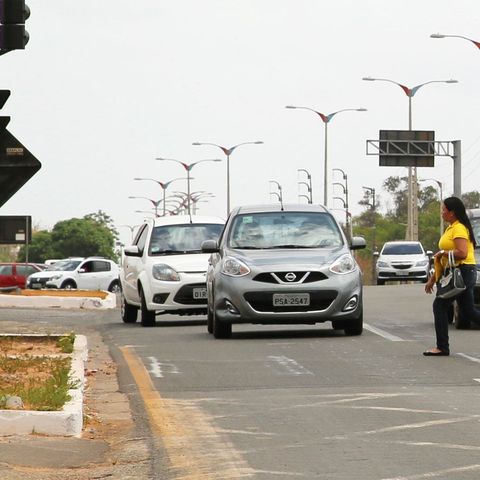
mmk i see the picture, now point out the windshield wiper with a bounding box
[264,244,317,249]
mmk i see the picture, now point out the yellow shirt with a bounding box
[435,220,476,280]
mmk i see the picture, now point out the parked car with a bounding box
[0,262,45,290]
[26,257,120,292]
[120,215,225,326]
[374,241,432,285]
[202,204,366,339]
[453,208,480,329]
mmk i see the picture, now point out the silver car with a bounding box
[202,204,366,338]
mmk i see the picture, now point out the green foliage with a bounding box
[462,191,480,209]
[17,230,55,263]
[57,332,76,354]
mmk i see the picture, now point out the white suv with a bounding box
[120,215,224,327]
[26,257,121,292]
[374,241,432,285]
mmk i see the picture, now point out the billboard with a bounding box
[379,130,435,167]
[0,215,32,244]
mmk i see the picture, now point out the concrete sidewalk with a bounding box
[0,327,151,479]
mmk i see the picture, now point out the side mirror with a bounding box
[426,250,433,257]
[201,239,219,253]
[373,251,379,257]
[350,236,366,250]
[123,245,142,257]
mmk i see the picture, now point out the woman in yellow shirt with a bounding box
[424,196,480,356]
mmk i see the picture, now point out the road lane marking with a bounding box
[364,323,405,341]
[147,356,180,378]
[457,352,480,364]
[394,440,480,451]
[120,346,252,479]
[267,355,313,375]
[381,463,480,480]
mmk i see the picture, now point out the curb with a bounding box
[0,292,116,309]
[0,334,88,437]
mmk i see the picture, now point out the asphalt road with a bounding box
[3,284,480,480]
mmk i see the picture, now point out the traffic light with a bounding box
[0,89,10,131]
[0,0,30,51]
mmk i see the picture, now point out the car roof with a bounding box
[231,204,329,215]
[151,215,225,227]
[383,241,422,245]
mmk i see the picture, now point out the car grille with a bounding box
[390,263,414,270]
[244,290,337,312]
[381,271,425,278]
[173,283,207,305]
[28,277,49,288]
[253,271,327,284]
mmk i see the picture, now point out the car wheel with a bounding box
[376,279,385,286]
[453,301,471,329]
[140,288,156,327]
[108,280,121,294]
[212,305,231,339]
[344,312,363,336]
[61,280,76,290]
[207,305,214,334]
[121,293,138,323]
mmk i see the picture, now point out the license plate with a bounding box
[395,271,405,276]
[31,282,42,289]
[273,293,310,306]
[193,287,207,299]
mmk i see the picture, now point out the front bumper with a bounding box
[376,267,428,281]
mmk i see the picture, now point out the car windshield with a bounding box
[149,223,224,255]
[382,243,423,255]
[228,212,343,250]
[45,259,82,271]
[471,218,480,248]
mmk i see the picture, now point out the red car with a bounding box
[0,263,45,290]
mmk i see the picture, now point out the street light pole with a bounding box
[297,169,312,203]
[192,141,264,216]
[155,157,221,215]
[286,105,366,207]
[362,76,457,241]
[128,196,162,217]
[269,180,283,204]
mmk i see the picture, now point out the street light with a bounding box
[155,157,221,215]
[118,224,139,243]
[133,177,188,216]
[362,76,457,241]
[430,33,480,50]
[192,141,264,215]
[419,178,444,236]
[286,105,366,207]
[297,168,312,203]
[128,196,162,216]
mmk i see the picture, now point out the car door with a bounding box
[76,260,99,290]
[92,260,113,290]
[122,225,149,303]
[16,264,40,289]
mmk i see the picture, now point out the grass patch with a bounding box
[0,333,79,411]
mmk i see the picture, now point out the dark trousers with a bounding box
[432,265,480,353]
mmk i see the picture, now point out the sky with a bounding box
[2,0,480,246]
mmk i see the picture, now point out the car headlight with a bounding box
[221,256,250,277]
[152,264,180,281]
[377,261,388,267]
[329,254,356,275]
[49,275,63,281]
[415,260,429,267]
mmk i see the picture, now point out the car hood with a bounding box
[28,270,68,279]
[225,246,345,269]
[151,253,211,272]
[379,254,427,262]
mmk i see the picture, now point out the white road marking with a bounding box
[364,323,405,341]
[147,356,180,378]
[381,463,480,480]
[457,352,480,364]
[394,440,480,451]
[267,355,313,375]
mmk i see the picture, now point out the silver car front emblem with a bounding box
[285,272,296,282]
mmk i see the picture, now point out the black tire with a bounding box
[212,305,231,339]
[108,280,121,294]
[140,288,156,327]
[344,313,363,336]
[121,293,138,323]
[207,305,213,334]
[376,279,385,286]
[61,280,76,290]
[453,301,471,329]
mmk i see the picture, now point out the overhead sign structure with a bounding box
[0,0,30,52]
[0,89,41,207]
[378,130,435,167]
[0,215,31,244]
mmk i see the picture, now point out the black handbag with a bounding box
[436,251,466,299]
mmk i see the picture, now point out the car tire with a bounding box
[344,313,363,336]
[108,280,121,294]
[207,305,214,334]
[212,306,231,339]
[453,301,471,329]
[61,280,76,290]
[376,279,385,286]
[140,288,156,327]
[121,293,138,323]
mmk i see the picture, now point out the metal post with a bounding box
[226,153,231,215]
[187,169,191,215]
[324,122,328,206]
[452,140,462,198]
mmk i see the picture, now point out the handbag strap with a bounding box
[448,250,456,268]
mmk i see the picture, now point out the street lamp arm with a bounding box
[410,79,458,97]
[332,168,347,180]
[298,181,311,192]
[333,196,347,208]
[269,180,282,191]
[192,141,263,156]
[332,182,346,193]
[297,168,311,179]
[430,33,480,49]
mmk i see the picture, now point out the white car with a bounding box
[26,257,121,292]
[120,215,224,326]
[374,241,432,285]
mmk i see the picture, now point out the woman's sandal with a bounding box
[423,349,449,356]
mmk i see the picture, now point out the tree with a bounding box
[462,191,480,209]
[17,231,56,263]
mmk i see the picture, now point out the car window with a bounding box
[228,212,343,249]
[471,217,480,245]
[149,223,223,255]
[135,225,149,253]
[0,265,13,275]
[382,243,424,255]
[17,265,37,276]
[92,261,111,272]
[45,259,82,271]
